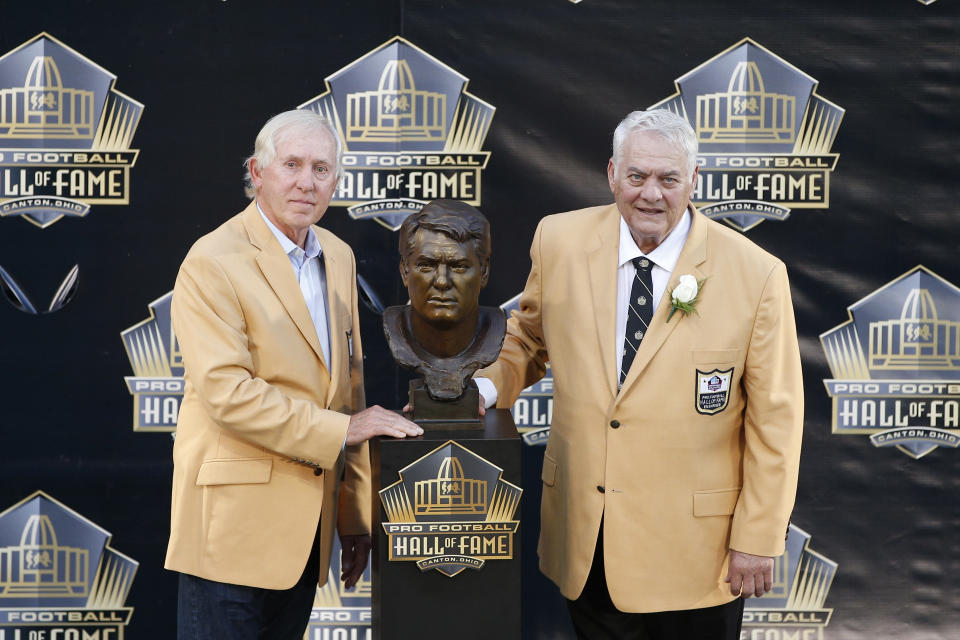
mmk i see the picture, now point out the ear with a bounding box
[607,158,616,193]
[691,165,699,190]
[399,260,410,288]
[248,157,263,190]
[479,260,490,288]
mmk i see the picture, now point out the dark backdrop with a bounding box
[1,1,958,638]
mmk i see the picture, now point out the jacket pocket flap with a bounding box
[196,458,273,486]
[541,455,558,487]
[692,349,740,364]
[693,488,740,516]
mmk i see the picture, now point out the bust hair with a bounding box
[611,109,698,176]
[398,199,491,266]
[243,109,344,198]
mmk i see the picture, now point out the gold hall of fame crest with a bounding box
[121,292,183,433]
[379,441,521,577]
[821,266,960,459]
[0,33,142,229]
[650,38,843,232]
[743,524,837,639]
[299,36,494,231]
[0,491,137,639]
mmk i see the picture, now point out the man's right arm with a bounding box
[172,251,418,469]
[476,219,550,408]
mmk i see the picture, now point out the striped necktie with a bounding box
[619,256,654,388]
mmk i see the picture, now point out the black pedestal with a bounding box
[371,409,522,640]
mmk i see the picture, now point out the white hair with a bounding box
[243,109,343,198]
[611,109,698,176]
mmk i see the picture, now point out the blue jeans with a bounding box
[177,530,321,639]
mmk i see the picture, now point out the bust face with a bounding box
[402,229,487,328]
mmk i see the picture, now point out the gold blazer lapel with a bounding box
[242,203,330,373]
[585,205,621,398]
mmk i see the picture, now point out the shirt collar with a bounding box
[257,201,322,261]
[617,207,691,273]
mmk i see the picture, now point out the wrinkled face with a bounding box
[249,128,338,247]
[401,229,488,328]
[608,130,698,253]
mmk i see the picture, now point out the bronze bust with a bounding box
[384,199,505,421]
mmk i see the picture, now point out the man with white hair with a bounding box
[165,110,421,639]
[476,109,803,638]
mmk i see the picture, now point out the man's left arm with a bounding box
[336,253,373,589]
[727,260,804,597]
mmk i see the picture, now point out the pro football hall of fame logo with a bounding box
[821,266,960,459]
[307,538,372,640]
[650,38,843,232]
[299,36,494,230]
[379,441,521,577]
[121,292,183,433]
[0,492,137,639]
[0,33,142,229]
[743,524,837,639]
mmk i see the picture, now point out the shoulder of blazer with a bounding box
[312,224,354,265]
[536,204,620,250]
[181,208,252,264]
[698,210,785,274]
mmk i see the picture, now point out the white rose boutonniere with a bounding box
[667,274,706,322]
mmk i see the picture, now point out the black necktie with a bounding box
[619,257,654,388]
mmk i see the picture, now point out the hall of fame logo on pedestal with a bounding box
[650,38,843,232]
[743,524,837,639]
[821,266,960,459]
[299,37,494,230]
[379,441,521,577]
[501,293,553,446]
[0,33,142,229]
[121,291,183,433]
[307,537,371,640]
[0,491,137,639]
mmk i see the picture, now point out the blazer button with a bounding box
[597,485,605,493]
[314,468,323,476]
[609,420,620,429]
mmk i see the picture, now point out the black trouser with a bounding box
[567,524,744,640]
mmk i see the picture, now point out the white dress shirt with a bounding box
[476,207,693,408]
[258,204,331,367]
[614,208,691,373]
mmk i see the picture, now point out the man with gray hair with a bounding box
[166,109,421,639]
[476,109,803,638]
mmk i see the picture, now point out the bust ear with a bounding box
[399,260,410,287]
[479,260,490,288]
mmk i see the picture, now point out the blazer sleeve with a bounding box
[477,218,550,407]
[338,252,372,536]
[171,250,351,470]
[729,260,804,556]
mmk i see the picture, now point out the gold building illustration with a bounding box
[870,288,960,369]
[0,514,89,597]
[414,456,487,516]
[346,58,446,143]
[696,61,795,144]
[0,56,95,138]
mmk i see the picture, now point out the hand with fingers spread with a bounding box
[346,405,422,445]
[725,549,774,598]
